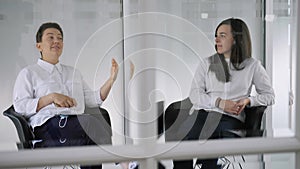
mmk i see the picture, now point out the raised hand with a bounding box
[110,58,119,82]
[99,58,119,101]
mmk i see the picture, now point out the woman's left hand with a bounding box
[236,98,251,115]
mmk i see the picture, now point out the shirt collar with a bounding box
[37,59,62,74]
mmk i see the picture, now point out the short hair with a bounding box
[36,22,63,43]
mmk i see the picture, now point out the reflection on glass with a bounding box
[122,0,296,168]
[122,0,270,140]
[0,0,124,153]
[0,0,298,168]
[271,0,296,137]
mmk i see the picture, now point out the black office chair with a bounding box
[3,105,112,150]
[163,98,267,169]
[164,98,267,139]
[244,105,267,137]
[3,105,34,149]
[164,97,194,142]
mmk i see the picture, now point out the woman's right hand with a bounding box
[51,93,77,108]
[218,99,241,115]
[37,93,77,112]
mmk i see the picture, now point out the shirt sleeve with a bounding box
[81,76,103,108]
[189,59,217,109]
[13,68,39,117]
[249,60,275,107]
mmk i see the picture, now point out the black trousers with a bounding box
[34,114,112,169]
[173,110,244,169]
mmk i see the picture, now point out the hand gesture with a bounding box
[110,58,119,82]
[219,99,241,115]
[219,98,250,115]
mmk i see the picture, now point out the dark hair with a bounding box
[36,22,63,43]
[210,18,252,82]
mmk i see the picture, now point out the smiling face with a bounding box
[36,28,63,64]
[215,24,235,58]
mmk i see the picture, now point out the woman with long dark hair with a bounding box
[174,18,275,169]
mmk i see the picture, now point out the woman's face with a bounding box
[215,24,235,58]
[36,28,64,64]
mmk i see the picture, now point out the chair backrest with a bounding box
[3,105,34,149]
[164,97,193,131]
[164,97,193,141]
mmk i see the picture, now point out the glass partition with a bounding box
[271,0,297,137]
[122,0,297,143]
[0,0,125,150]
[0,0,299,169]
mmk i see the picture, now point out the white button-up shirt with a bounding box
[13,59,103,129]
[189,55,275,122]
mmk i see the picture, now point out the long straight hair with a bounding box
[209,18,252,82]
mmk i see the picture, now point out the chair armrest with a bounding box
[244,106,267,137]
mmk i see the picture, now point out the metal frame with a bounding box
[0,137,300,168]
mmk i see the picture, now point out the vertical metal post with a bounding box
[122,1,159,168]
[139,158,157,169]
[264,0,273,168]
[294,0,300,166]
[264,0,274,138]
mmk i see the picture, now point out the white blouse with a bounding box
[189,55,275,122]
[13,59,103,128]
